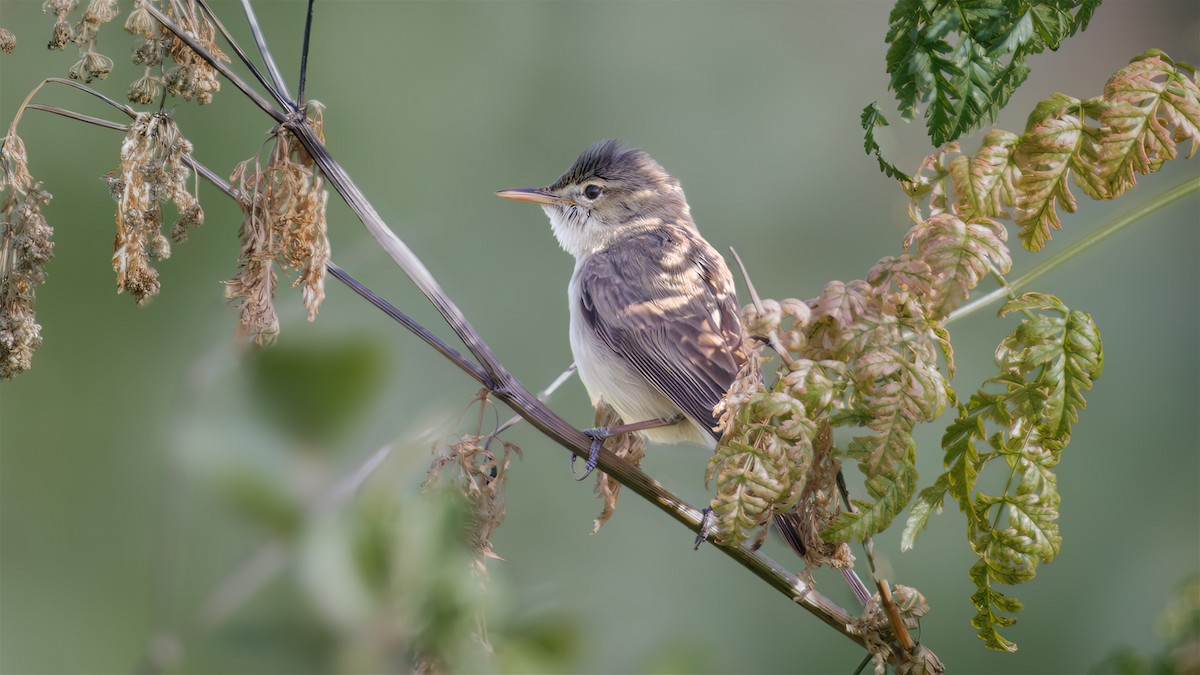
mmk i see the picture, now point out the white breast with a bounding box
[567,259,714,447]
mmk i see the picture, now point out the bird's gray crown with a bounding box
[550,139,679,191]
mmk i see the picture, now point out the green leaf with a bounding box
[902,473,949,550]
[1029,3,1074,48]
[861,102,914,181]
[929,35,997,146]
[1044,309,1103,439]
[1006,491,1062,561]
[822,435,918,542]
[999,291,1067,315]
[1014,94,1108,250]
[984,10,1034,57]
[220,469,303,539]
[882,0,1099,146]
[970,559,1021,652]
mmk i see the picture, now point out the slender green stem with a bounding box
[948,177,1200,324]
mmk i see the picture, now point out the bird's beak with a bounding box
[495,187,573,205]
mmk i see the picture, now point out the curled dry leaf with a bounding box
[591,401,647,534]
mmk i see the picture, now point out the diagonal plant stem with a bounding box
[238,0,294,106]
[948,177,1200,324]
[192,0,291,111]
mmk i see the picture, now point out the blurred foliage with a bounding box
[246,339,386,447]
[1092,575,1200,675]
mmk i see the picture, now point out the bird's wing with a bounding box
[577,227,745,436]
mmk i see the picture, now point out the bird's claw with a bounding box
[694,507,716,550]
[572,427,609,480]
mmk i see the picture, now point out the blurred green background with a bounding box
[1,1,1197,673]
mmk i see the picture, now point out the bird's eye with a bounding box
[583,184,603,200]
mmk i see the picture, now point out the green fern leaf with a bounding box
[861,102,915,182]
[823,435,918,542]
[931,35,997,146]
[970,560,1021,652]
[999,295,1103,440]
[902,473,949,550]
[1014,94,1107,250]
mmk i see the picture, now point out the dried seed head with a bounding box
[2,133,56,378]
[132,37,163,66]
[82,0,118,25]
[43,0,75,15]
[425,396,522,576]
[69,50,113,83]
[157,7,228,106]
[123,4,156,38]
[127,72,162,105]
[110,112,201,303]
[146,232,170,260]
[224,111,330,341]
[0,28,16,53]
[223,203,280,344]
[47,20,73,50]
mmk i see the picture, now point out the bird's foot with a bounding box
[571,427,610,481]
[694,507,717,550]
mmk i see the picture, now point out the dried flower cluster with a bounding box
[123,0,229,105]
[0,134,55,378]
[0,27,16,53]
[109,111,203,304]
[590,402,646,534]
[852,584,936,675]
[425,395,522,576]
[43,0,119,83]
[225,104,330,345]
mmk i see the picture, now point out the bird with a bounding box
[496,140,746,473]
[497,140,817,559]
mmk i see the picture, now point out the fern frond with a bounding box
[882,0,1098,149]
[999,293,1103,441]
[901,473,949,550]
[1013,94,1106,250]
[1093,52,1200,197]
[906,293,1101,650]
[970,559,1022,652]
[861,102,914,182]
[904,213,1013,319]
[966,129,1022,218]
[824,434,918,542]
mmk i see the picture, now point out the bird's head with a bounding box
[497,140,694,258]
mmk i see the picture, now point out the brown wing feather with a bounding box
[578,226,745,437]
